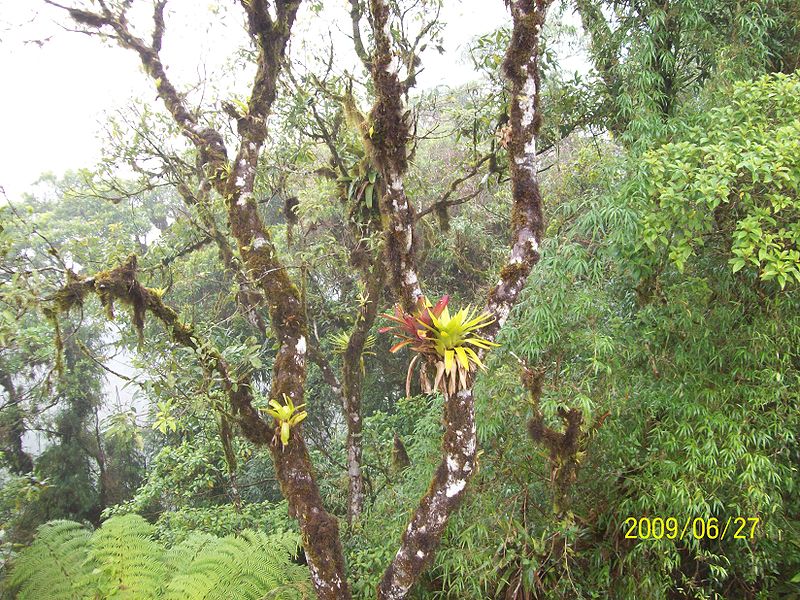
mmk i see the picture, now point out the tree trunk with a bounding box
[0,373,34,475]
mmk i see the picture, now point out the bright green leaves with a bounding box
[153,400,179,434]
[729,201,800,288]
[230,96,250,117]
[380,295,498,395]
[262,394,307,447]
[365,168,377,209]
[635,73,800,287]
[426,304,496,354]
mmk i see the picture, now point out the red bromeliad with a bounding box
[380,295,498,396]
[379,294,450,354]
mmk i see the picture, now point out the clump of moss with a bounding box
[522,365,587,513]
[435,204,450,232]
[497,261,528,289]
[43,307,65,377]
[391,433,411,473]
[53,270,89,313]
[52,255,169,348]
[93,255,148,344]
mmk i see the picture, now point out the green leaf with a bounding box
[730,257,746,273]
[365,184,374,209]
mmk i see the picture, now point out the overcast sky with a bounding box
[0,1,517,200]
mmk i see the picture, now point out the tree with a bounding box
[574,0,800,143]
[1,190,146,546]
[28,0,554,597]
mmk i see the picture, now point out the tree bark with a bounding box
[371,0,552,597]
[50,2,352,596]
[341,260,385,522]
[0,374,34,475]
[367,0,423,312]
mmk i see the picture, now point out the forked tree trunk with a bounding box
[366,0,552,596]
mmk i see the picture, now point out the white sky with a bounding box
[0,1,513,200]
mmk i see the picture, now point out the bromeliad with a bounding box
[380,295,498,395]
[262,394,307,448]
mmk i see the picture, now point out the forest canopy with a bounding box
[1,0,799,599]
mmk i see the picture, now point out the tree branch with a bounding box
[340,256,385,522]
[483,0,552,338]
[415,154,491,220]
[366,0,422,311]
[348,0,371,67]
[45,0,228,168]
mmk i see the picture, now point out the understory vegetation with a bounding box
[1,0,799,598]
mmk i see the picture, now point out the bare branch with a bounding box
[415,154,491,220]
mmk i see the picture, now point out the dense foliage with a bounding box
[1,0,800,598]
[8,514,308,599]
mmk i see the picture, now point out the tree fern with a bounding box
[163,531,218,574]
[8,520,92,600]
[8,516,310,600]
[86,514,166,599]
[164,530,309,600]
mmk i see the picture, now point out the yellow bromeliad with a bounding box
[424,303,498,394]
[380,295,498,395]
[263,394,307,447]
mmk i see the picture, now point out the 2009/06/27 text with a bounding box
[623,517,759,540]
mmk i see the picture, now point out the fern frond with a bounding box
[8,520,92,600]
[163,531,217,573]
[164,530,309,600]
[85,514,165,599]
[10,516,309,600]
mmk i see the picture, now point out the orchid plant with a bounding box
[380,295,498,395]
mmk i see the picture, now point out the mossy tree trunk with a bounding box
[49,1,350,597]
[342,260,385,523]
[363,0,553,597]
